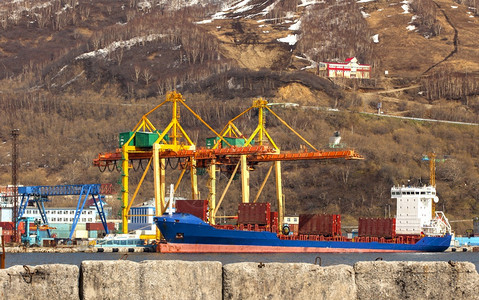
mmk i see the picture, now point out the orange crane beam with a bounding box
[93,147,363,167]
[93,145,276,167]
[248,150,364,162]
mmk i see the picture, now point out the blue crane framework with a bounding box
[16,184,112,239]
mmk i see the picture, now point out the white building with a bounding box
[129,198,180,231]
[23,207,99,223]
[319,57,371,79]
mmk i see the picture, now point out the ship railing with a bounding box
[435,211,452,234]
[422,211,452,236]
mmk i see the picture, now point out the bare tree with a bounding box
[134,65,141,83]
[143,68,152,86]
[115,49,124,66]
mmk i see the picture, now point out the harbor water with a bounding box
[5,251,479,271]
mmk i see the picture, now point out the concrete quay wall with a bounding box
[0,261,477,300]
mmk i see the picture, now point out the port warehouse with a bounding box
[0,187,116,241]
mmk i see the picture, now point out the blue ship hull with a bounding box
[154,213,452,253]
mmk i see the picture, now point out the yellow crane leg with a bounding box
[191,158,198,200]
[153,144,161,239]
[241,155,249,203]
[121,150,129,234]
[160,158,166,209]
[208,160,216,224]
[275,161,284,231]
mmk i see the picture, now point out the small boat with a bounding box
[154,184,452,253]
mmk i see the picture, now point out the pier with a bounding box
[0,260,478,299]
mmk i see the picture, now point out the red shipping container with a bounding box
[176,200,209,221]
[238,203,271,225]
[359,218,396,238]
[2,235,12,243]
[0,222,14,230]
[86,222,115,231]
[299,214,341,236]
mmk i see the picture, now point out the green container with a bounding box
[206,137,220,149]
[223,137,244,147]
[135,131,169,148]
[206,137,254,149]
[119,132,135,148]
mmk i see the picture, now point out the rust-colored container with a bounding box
[86,222,115,231]
[0,222,14,230]
[359,218,396,238]
[238,203,271,225]
[176,200,209,221]
[2,235,12,243]
[298,214,341,236]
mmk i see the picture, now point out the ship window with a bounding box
[421,192,425,194]
[416,192,419,195]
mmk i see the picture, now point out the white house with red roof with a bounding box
[319,57,371,79]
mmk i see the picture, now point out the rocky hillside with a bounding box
[1,0,479,232]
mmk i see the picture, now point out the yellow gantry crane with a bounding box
[94,92,363,238]
[208,97,362,230]
[117,91,228,237]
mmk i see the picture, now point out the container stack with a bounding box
[298,214,341,237]
[176,200,209,221]
[238,203,271,226]
[358,218,396,238]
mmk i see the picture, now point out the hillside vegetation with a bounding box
[1,0,479,232]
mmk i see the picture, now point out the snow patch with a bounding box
[277,34,298,45]
[401,0,411,14]
[195,19,213,24]
[361,11,370,18]
[372,34,379,43]
[299,0,323,7]
[406,25,416,31]
[76,34,165,60]
[289,20,301,30]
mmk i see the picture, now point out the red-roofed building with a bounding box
[318,57,371,79]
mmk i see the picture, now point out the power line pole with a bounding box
[11,129,19,243]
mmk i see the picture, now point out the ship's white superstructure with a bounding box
[391,185,451,236]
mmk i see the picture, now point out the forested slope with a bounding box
[1,0,479,232]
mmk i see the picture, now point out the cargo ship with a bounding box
[154,184,452,253]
